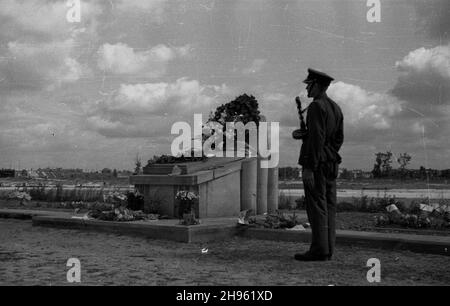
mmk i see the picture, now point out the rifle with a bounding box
[292,96,308,140]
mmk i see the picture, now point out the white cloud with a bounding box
[0,0,68,38]
[0,40,89,91]
[85,115,172,138]
[0,97,88,153]
[328,81,403,130]
[0,0,101,40]
[392,44,450,116]
[97,43,190,77]
[0,0,101,91]
[396,44,450,80]
[86,78,231,137]
[112,78,215,114]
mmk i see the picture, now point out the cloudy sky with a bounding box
[0,0,449,171]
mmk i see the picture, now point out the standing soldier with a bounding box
[294,68,344,261]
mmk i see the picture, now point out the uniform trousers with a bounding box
[303,163,337,256]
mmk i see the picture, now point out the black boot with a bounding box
[294,251,329,261]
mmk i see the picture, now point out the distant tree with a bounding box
[372,151,393,178]
[397,153,412,170]
[381,151,393,176]
[397,153,412,179]
[419,166,427,180]
[101,168,112,174]
[441,169,450,179]
[339,168,353,180]
[372,153,383,178]
[134,154,142,175]
[113,169,118,178]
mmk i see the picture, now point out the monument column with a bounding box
[256,156,268,215]
[267,166,279,213]
[240,157,257,213]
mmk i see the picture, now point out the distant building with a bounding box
[349,170,373,179]
[361,171,373,179]
[28,170,40,179]
[15,169,29,178]
[37,169,48,179]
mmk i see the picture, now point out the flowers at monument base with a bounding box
[247,211,306,230]
[237,209,253,225]
[375,202,450,229]
[102,191,127,205]
[176,190,199,225]
[8,191,32,201]
[85,190,158,222]
[286,224,306,231]
[60,201,113,210]
[175,190,199,201]
[86,207,157,222]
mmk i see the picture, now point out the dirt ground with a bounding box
[0,219,449,286]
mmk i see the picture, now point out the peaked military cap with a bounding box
[303,68,335,86]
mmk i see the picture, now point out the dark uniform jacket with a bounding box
[298,93,344,173]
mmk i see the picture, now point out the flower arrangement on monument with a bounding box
[202,93,261,156]
[175,190,199,202]
[176,190,199,225]
[144,93,261,165]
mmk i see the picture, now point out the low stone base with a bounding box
[1,209,448,255]
[32,215,238,243]
[131,158,244,218]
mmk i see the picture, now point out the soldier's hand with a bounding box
[302,168,314,189]
[292,129,303,140]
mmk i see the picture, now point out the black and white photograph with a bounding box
[0,0,449,290]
